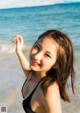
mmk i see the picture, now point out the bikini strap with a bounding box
[29,78,43,98]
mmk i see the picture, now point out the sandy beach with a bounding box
[0,53,24,113]
[0,50,80,113]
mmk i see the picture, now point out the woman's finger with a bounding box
[13,38,17,42]
[17,35,23,43]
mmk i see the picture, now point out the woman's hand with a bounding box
[13,35,24,53]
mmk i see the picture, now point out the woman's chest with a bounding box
[30,89,46,113]
[22,80,46,113]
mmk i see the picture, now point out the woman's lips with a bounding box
[31,59,39,67]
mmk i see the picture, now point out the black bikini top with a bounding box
[22,78,43,113]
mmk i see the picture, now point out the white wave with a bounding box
[0,40,30,55]
[0,41,15,55]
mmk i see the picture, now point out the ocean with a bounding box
[0,2,80,113]
[0,3,80,53]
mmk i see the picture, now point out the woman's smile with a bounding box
[31,59,40,67]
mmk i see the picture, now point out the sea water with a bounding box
[0,3,80,53]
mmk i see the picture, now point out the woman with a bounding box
[13,30,75,113]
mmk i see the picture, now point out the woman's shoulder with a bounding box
[46,82,59,94]
[44,82,60,98]
[40,82,60,103]
[40,82,62,113]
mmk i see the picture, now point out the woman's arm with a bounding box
[13,35,30,77]
[44,82,62,113]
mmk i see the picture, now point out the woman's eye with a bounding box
[45,54,50,58]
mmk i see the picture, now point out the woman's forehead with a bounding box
[37,36,58,47]
[36,37,59,54]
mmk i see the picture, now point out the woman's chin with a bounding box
[30,65,40,72]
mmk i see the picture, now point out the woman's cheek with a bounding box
[31,48,37,54]
[43,59,51,66]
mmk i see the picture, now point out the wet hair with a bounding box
[37,30,75,102]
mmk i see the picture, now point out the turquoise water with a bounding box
[0,2,80,55]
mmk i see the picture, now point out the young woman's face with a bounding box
[30,37,59,73]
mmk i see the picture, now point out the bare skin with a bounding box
[13,35,62,113]
[13,35,30,76]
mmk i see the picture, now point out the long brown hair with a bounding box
[37,30,75,102]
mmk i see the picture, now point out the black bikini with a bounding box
[22,78,42,113]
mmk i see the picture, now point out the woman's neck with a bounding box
[32,71,46,81]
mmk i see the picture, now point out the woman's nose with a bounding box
[34,51,43,60]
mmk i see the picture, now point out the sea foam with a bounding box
[0,41,15,55]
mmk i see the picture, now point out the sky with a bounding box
[0,0,64,9]
[0,0,80,9]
